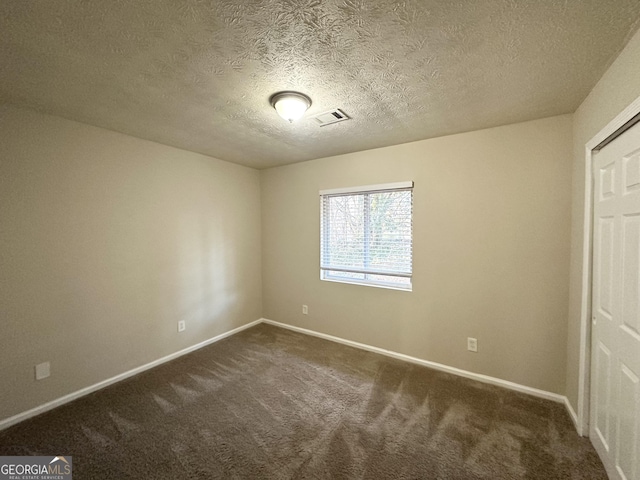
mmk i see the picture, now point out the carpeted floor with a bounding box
[0,323,606,479]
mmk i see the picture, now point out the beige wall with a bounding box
[261,115,573,394]
[7,22,638,420]
[566,28,640,409]
[0,105,262,421]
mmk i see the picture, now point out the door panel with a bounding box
[621,214,640,337]
[591,121,640,480]
[616,364,638,480]
[623,149,640,193]
[600,161,616,199]
[598,217,615,317]
[594,342,612,450]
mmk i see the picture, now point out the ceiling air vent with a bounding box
[310,109,350,127]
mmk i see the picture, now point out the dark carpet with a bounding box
[0,323,606,479]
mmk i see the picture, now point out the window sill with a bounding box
[321,277,412,292]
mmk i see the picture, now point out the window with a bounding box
[320,181,413,290]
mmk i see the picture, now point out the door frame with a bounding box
[577,94,640,436]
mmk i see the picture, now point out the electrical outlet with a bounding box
[35,361,50,380]
[467,337,478,352]
[178,320,186,332]
[302,305,308,315]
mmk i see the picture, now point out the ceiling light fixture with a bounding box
[270,91,312,123]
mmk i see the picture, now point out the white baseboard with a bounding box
[1,317,578,434]
[0,319,262,432]
[261,318,567,405]
[564,396,581,434]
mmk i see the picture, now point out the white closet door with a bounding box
[591,121,640,480]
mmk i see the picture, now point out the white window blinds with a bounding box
[320,182,413,290]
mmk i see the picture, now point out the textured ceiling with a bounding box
[1,1,639,169]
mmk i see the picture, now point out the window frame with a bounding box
[319,181,413,291]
